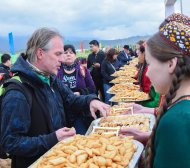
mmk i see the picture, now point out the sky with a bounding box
[0,0,189,40]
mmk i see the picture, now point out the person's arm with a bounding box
[140,86,161,108]
[57,66,63,80]
[101,61,115,82]
[93,51,105,69]
[87,54,92,69]
[117,52,128,63]
[57,79,110,118]
[78,68,96,95]
[0,90,58,157]
[120,128,150,145]
[122,103,154,115]
[142,66,151,93]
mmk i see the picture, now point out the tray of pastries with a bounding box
[91,126,120,136]
[110,76,137,84]
[86,114,155,135]
[109,103,134,116]
[107,84,140,94]
[29,134,144,168]
[111,70,137,77]
[109,90,150,102]
[119,66,137,71]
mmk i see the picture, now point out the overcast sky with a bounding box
[0,0,189,40]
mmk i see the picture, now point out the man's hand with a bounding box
[90,100,110,119]
[74,92,80,96]
[56,127,76,141]
[92,63,100,68]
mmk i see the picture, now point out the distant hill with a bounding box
[0,35,150,53]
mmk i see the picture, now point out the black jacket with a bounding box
[117,50,131,66]
[0,63,11,85]
[87,50,105,82]
[101,59,121,84]
[0,56,97,168]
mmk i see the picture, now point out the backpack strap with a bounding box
[0,77,32,159]
[1,77,32,108]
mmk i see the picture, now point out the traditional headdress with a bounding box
[159,13,190,56]
[160,13,190,28]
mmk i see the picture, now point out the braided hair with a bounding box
[145,32,190,168]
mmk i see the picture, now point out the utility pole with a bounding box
[180,0,183,14]
[165,0,177,18]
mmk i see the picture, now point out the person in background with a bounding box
[117,45,131,66]
[0,53,12,85]
[101,48,121,104]
[0,28,110,168]
[57,44,96,134]
[135,45,151,93]
[134,40,146,64]
[121,13,190,168]
[87,40,105,102]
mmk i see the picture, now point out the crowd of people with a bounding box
[0,12,190,168]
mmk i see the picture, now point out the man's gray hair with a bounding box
[26,28,63,63]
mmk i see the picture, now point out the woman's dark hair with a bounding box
[64,44,76,54]
[146,32,190,168]
[139,45,145,53]
[137,40,145,46]
[105,48,119,62]
[137,45,146,85]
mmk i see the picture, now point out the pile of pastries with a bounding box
[111,69,137,77]
[111,90,149,102]
[99,115,150,132]
[110,76,137,84]
[92,126,120,136]
[107,83,140,94]
[34,134,136,168]
[109,103,133,116]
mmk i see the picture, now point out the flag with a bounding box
[99,42,102,49]
[8,32,15,55]
[80,41,84,53]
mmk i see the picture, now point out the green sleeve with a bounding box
[141,86,160,108]
[153,109,190,168]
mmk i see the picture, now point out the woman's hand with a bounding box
[120,127,150,144]
[123,103,154,115]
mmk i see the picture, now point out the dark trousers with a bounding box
[94,79,105,102]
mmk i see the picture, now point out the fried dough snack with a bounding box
[110,76,137,84]
[111,70,137,77]
[99,115,150,132]
[91,126,120,136]
[108,84,140,94]
[111,90,149,102]
[35,134,136,168]
[109,103,133,116]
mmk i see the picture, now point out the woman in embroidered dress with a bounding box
[120,13,190,168]
[57,44,96,135]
